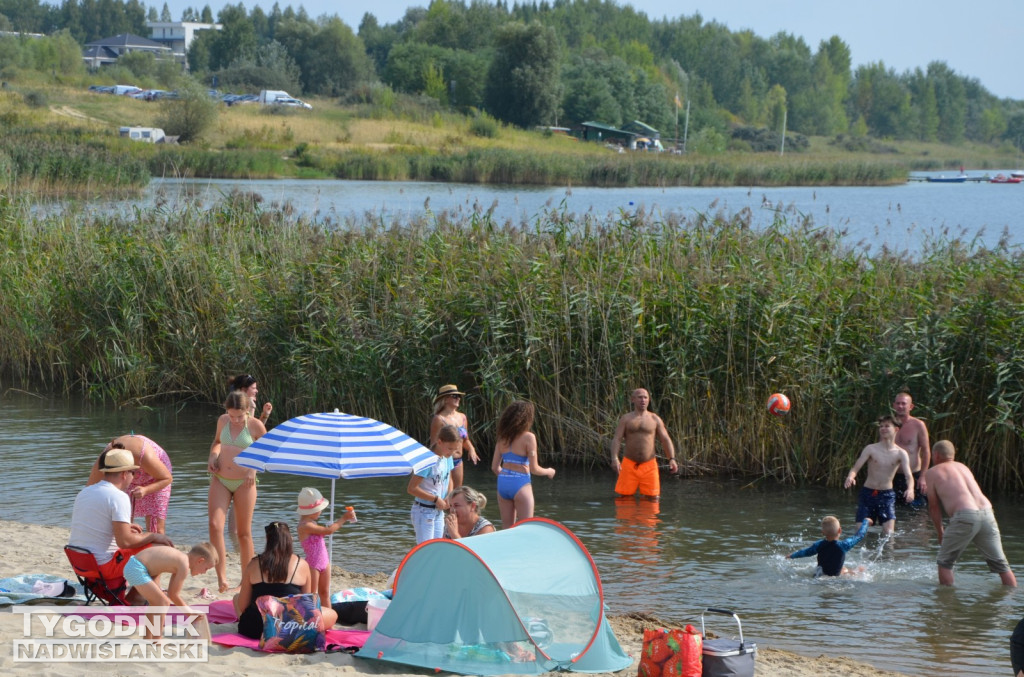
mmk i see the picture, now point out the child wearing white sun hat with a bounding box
[296,487,356,604]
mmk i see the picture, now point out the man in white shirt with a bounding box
[69,447,173,582]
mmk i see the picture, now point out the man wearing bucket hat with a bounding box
[70,447,174,583]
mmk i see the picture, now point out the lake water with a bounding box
[0,392,1020,676]
[47,173,1024,257]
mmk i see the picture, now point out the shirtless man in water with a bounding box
[892,391,931,504]
[924,440,1016,586]
[610,388,678,501]
[844,415,914,534]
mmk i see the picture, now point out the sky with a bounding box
[162,0,1024,100]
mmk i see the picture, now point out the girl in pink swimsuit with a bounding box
[296,487,356,604]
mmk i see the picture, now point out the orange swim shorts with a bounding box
[615,457,660,497]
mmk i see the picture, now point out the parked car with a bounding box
[272,96,313,110]
[223,93,258,106]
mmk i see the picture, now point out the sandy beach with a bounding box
[0,519,910,676]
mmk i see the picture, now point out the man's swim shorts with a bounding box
[615,457,659,497]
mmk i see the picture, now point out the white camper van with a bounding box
[119,126,167,143]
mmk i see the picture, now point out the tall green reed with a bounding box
[0,199,1021,489]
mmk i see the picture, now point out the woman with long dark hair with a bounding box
[234,521,337,639]
[490,400,555,528]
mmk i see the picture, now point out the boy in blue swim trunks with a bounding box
[844,415,914,535]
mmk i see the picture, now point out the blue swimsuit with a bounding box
[452,425,469,468]
[497,451,531,500]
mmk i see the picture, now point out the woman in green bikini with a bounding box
[208,390,267,592]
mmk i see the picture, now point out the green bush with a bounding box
[155,81,219,144]
[22,90,47,108]
[469,112,499,138]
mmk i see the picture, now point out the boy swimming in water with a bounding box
[788,516,872,577]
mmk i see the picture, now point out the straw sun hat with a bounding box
[433,384,466,403]
[296,487,329,515]
[99,448,139,473]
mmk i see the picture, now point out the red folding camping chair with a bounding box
[64,545,129,605]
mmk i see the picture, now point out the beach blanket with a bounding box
[0,574,85,606]
[69,608,209,623]
[208,599,238,624]
[211,628,370,652]
[207,600,370,651]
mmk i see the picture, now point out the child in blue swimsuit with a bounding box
[788,516,872,577]
[490,401,555,529]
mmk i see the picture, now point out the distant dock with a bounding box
[908,174,990,183]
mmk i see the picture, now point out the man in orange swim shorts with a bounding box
[610,388,679,501]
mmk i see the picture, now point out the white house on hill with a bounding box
[146,21,221,70]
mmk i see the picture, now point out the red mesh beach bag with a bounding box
[639,625,702,677]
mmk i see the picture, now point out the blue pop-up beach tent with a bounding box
[357,518,632,675]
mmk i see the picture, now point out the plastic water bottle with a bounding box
[346,506,357,523]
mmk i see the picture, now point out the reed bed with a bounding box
[0,129,150,191]
[313,149,909,186]
[0,198,1022,490]
[147,147,292,179]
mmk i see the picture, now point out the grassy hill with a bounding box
[3,78,1023,195]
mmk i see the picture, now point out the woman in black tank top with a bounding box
[234,521,339,638]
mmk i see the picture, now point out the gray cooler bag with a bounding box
[700,608,756,677]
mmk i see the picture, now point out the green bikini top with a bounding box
[221,419,254,449]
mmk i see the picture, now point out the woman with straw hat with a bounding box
[429,384,479,488]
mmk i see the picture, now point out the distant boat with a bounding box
[926,175,968,183]
[1011,170,1024,179]
[990,173,1023,184]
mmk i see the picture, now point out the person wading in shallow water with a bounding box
[844,415,914,536]
[924,440,1016,587]
[610,388,678,501]
[891,391,930,507]
[429,385,479,489]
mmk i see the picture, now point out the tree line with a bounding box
[4,0,1024,148]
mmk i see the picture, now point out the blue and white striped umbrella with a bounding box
[236,409,436,479]
[235,410,435,596]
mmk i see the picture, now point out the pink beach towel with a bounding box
[69,607,209,625]
[211,628,370,651]
[208,599,238,624]
[68,600,233,625]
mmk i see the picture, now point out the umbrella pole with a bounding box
[327,478,336,602]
